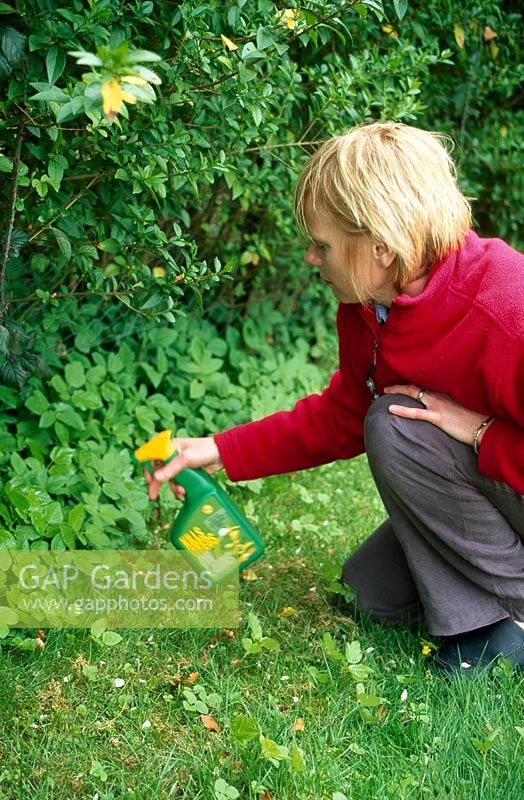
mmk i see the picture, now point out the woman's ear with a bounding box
[373,242,396,269]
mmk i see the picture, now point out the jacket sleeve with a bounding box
[214,307,371,481]
[477,338,524,494]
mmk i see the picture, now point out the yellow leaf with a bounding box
[102,78,124,120]
[278,9,297,30]
[121,89,137,105]
[242,568,258,581]
[381,24,399,40]
[500,125,508,138]
[152,266,166,278]
[454,23,465,49]
[483,26,497,41]
[200,714,220,732]
[489,40,499,60]
[221,34,238,51]
[291,718,305,732]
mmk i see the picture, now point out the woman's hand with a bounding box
[384,384,494,447]
[145,436,223,501]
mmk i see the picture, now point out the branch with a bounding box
[28,177,98,243]
[0,111,25,314]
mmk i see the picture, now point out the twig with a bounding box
[28,177,98,243]
[0,111,25,314]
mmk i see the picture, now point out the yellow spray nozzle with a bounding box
[134,429,175,463]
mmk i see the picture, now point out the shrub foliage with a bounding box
[0,0,521,575]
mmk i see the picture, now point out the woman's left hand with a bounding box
[384,384,492,446]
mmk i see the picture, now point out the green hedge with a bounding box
[0,0,468,385]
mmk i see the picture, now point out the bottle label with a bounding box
[175,501,261,582]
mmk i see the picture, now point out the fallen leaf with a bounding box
[291,718,305,732]
[200,714,220,732]
[242,568,258,581]
[170,670,199,688]
[483,26,497,41]
[260,791,273,800]
[277,606,296,617]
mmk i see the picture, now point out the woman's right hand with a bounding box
[145,436,223,501]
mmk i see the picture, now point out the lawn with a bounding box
[1,456,523,800]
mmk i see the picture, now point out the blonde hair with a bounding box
[295,122,472,299]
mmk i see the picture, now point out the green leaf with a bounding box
[0,155,12,172]
[348,663,374,680]
[290,743,305,773]
[30,86,70,103]
[259,736,289,762]
[67,504,85,532]
[256,26,274,51]
[55,96,84,123]
[91,618,107,637]
[48,155,65,185]
[189,379,205,399]
[0,528,16,549]
[124,49,162,64]
[64,361,86,388]
[46,46,66,85]
[260,637,279,651]
[102,630,123,646]
[393,0,408,21]
[25,390,49,415]
[248,611,263,641]
[69,50,103,66]
[52,227,72,260]
[229,714,259,744]
[1,26,26,66]
[0,52,10,77]
[85,528,112,548]
[30,501,63,535]
[345,640,363,664]
[241,637,262,654]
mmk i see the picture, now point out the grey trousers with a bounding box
[341,394,524,637]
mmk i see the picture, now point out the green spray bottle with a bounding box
[134,430,265,585]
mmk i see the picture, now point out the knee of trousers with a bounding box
[364,393,432,485]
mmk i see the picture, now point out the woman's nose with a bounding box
[304,244,321,266]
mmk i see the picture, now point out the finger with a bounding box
[148,477,160,502]
[169,480,186,500]
[153,453,187,483]
[388,404,440,425]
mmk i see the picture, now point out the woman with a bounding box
[148,122,524,675]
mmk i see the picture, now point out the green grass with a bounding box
[1,456,523,800]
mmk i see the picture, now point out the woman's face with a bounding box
[303,199,397,305]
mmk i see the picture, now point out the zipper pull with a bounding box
[365,339,380,401]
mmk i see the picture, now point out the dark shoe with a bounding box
[435,618,524,676]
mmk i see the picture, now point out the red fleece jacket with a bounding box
[214,231,524,494]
